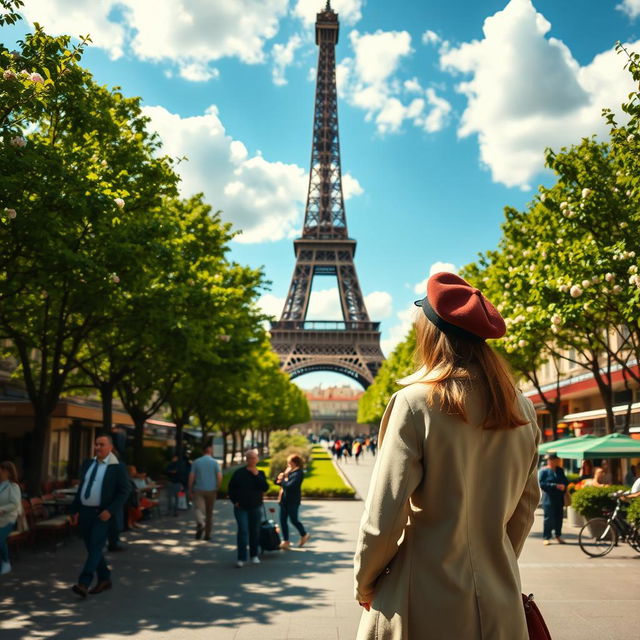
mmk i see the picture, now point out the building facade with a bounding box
[295,384,372,436]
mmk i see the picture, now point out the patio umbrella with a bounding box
[537,435,596,455]
[548,432,640,459]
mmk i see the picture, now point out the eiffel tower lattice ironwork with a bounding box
[270,1,385,389]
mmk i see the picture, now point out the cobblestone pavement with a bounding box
[1,452,638,640]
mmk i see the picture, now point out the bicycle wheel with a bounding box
[578,517,616,557]
[628,528,640,553]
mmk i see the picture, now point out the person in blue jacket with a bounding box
[275,454,310,550]
[538,453,568,545]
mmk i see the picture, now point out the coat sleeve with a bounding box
[353,391,423,602]
[507,398,541,557]
[105,463,130,516]
[0,484,21,520]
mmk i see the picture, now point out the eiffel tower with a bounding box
[270,1,385,389]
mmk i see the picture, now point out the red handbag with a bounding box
[522,593,552,640]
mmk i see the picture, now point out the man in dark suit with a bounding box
[69,433,130,598]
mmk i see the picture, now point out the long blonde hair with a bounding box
[412,312,527,430]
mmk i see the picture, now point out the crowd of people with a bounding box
[329,436,377,463]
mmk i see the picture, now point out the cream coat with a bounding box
[354,383,541,640]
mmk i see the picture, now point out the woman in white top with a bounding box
[0,461,22,575]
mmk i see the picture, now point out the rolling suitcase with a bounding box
[259,504,281,552]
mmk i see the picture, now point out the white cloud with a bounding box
[143,105,362,243]
[339,30,452,135]
[364,291,393,319]
[293,0,363,26]
[440,0,640,188]
[258,293,285,319]
[618,0,640,19]
[381,304,417,357]
[307,287,344,320]
[179,63,219,83]
[413,262,458,295]
[272,35,303,86]
[341,173,364,199]
[422,30,441,46]
[143,104,307,243]
[21,0,126,59]
[21,0,288,81]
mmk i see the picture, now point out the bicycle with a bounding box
[578,490,640,557]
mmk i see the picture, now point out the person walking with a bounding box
[69,434,130,598]
[538,453,569,545]
[107,453,129,552]
[353,440,363,464]
[188,441,222,541]
[228,449,269,568]
[353,272,541,640]
[0,461,22,576]
[165,455,183,517]
[275,454,310,550]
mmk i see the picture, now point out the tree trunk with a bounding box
[174,418,185,455]
[231,431,238,465]
[222,431,229,469]
[250,428,255,448]
[133,417,145,470]
[100,381,114,432]
[25,408,50,496]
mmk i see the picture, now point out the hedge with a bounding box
[626,497,640,526]
[570,485,628,520]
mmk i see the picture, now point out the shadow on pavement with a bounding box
[0,502,353,640]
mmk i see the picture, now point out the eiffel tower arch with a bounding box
[270,1,385,389]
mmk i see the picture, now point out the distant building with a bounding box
[295,384,372,437]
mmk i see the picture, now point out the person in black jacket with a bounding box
[68,434,130,598]
[228,449,269,568]
[275,454,310,550]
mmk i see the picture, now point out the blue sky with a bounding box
[5,0,640,389]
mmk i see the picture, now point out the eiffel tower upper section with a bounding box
[270,1,384,389]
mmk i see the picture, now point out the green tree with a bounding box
[358,328,416,424]
[0,24,177,493]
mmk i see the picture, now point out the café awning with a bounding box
[546,433,640,460]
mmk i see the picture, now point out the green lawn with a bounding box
[218,445,355,499]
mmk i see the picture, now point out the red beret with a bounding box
[414,272,506,340]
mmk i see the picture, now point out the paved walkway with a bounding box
[1,452,638,639]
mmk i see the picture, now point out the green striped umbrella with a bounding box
[538,435,596,455]
[548,432,640,459]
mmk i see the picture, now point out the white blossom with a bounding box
[4,208,17,219]
[526,306,534,313]
[605,273,615,282]
[218,334,231,342]
[518,339,527,348]
[540,193,546,203]
[10,136,26,148]
[630,275,640,289]
[628,134,635,143]
[629,251,636,258]
[629,265,638,274]
[612,284,622,294]
[620,221,628,228]
[3,69,16,80]
[560,201,568,210]
[111,274,120,284]
[570,285,583,298]
[559,284,569,293]
[551,314,562,325]
[581,279,591,289]
[114,198,125,209]
[581,188,592,199]
[29,72,44,84]
[591,276,600,284]
[515,314,525,323]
